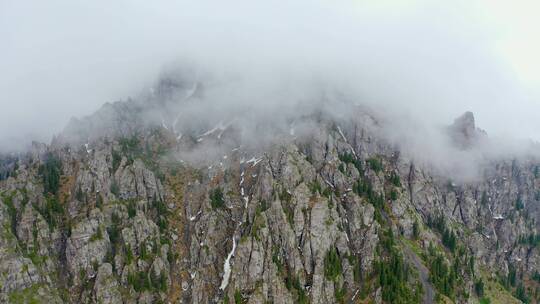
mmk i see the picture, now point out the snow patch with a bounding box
[161,117,169,130]
[219,236,237,290]
[189,210,202,221]
[246,157,262,166]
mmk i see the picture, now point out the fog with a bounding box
[1,0,539,159]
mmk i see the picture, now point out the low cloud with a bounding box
[1,0,539,178]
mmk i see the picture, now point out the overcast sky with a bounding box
[0,0,539,151]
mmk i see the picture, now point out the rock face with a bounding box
[0,96,539,304]
[447,111,487,149]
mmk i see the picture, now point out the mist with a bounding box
[1,0,539,165]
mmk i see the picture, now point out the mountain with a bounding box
[0,77,539,304]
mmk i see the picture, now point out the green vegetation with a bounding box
[250,212,266,241]
[34,195,64,229]
[1,191,18,235]
[89,226,103,242]
[271,244,308,304]
[125,245,134,265]
[127,199,137,218]
[210,187,225,209]
[352,178,385,223]
[117,134,167,181]
[374,229,422,303]
[278,187,295,226]
[272,246,284,274]
[95,193,103,209]
[334,286,346,304]
[475,279,485,297]
[8,283,43,304]
[427,214,456,252]
[38,153,62,195]
[324,247,343,282]
[514,283,530,303]
[504,265,517,288]
[518,233,540,248]
[234,289,246,304]
[26,247,46,267]
[278,187,292,203]
[425,243,458,299]
[389,172,401,187]
[111,149,122,172]
[390,189,398,201]
[119,135,142,166]
[127,270,167,293]
[338,152,363,174]
[110,179,120,197]
[284,275,308,304]
[367,157,383,173]
[515,197,524,211]
[127,271,150,292]
[152,197,169,233]
[412,220,420,240]
[308,180,322,195]
[256,200,269,215]
[107,213,121,256]
[532,271,540,283]
[495,264,535,303]
[480,191,488,206]
[479,297,491,304]
[75,186,85,202]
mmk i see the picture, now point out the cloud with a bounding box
[0,0,538,155]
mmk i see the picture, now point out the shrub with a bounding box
[428,214,456,252]
[324,247,343,282]
[479,297,491,304]
[390,190,398,201]
[152,197,168,216]
[39,153,62,195]
[2,191,17,234]
[374,228,420,303]
[514,283,530,303]
[89,226,103,242]
[339,152,363,174]
[128,271,151,292]
[413,220,420,240]
[110,180,120,197]
[96,193,103,209]
[75,186,84,202]
[308,180,322,195]
[474,279,484,297]
[111,149,122,172]
[127,200,137,218]
[210,187,225,209]
[367,157,383,173]
[426,244,457,298]
[125,246,134,265]
[515,198,524,211]
[389,172,401,187]
[35,195,64,229]
[234,289,244,304]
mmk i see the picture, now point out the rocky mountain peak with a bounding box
[448,111,487,149]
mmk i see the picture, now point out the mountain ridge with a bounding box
[0,79,539,304]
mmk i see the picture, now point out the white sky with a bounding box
[0,0,539,150]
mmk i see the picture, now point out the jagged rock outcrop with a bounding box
[447,111,487,149]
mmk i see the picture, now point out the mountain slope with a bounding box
[0,86,539,304]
